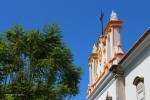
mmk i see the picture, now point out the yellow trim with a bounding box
[87,20,124,95]
[88,53,98,63]
[104,21,123,35]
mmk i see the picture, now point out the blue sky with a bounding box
[0,0,150,100]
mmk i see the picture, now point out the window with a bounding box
[133,76,145,100]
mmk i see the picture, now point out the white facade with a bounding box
[123,31,150,100]
[87,11,150,100]
[125,56,150,100]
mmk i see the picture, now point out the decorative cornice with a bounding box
[88,53,98,62]
[98,35,106,45]
[109,64,123,75]
[133,76,144,86]
[104,21,123,35]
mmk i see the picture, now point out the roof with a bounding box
[119,28,150,64]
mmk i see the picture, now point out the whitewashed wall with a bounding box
[125,55,150,100]
[97,60,101,77]
[97,81,116,100]
[114,28,121,47]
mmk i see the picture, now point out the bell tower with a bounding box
[105,11,124,66]
[87,11,124,95]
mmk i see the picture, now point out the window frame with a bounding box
[133,76,145,100]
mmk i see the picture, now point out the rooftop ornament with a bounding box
[92,44,97,53]
[110,10,118,21]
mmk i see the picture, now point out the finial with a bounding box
[92,44,97,53]
[110,10,118,21]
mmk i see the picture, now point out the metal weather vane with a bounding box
[100,11,104,35]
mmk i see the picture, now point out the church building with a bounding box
[86,11,150,100]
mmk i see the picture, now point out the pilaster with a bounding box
[109,65,126,100]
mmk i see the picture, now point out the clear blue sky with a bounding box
[0,0,150,100]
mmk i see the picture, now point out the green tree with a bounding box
[0,24,82,100]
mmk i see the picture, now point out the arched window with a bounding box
[133,76,145,100]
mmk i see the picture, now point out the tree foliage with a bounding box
[0,24,82,100]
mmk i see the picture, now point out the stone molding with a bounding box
[133,76,144,86]
[109,64,123,75]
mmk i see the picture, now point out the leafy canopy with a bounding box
[0,24,82,100]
